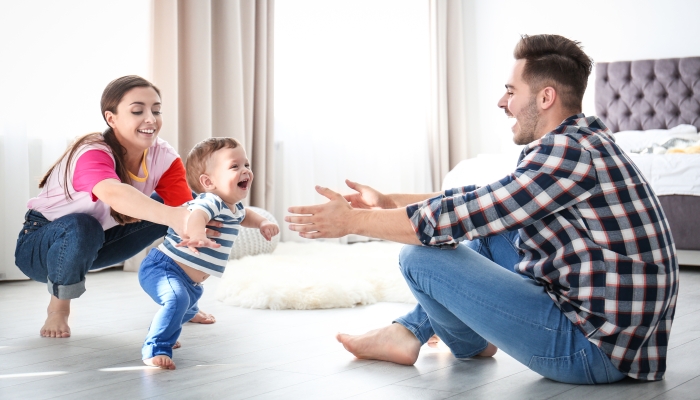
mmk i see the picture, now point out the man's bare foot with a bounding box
[144,355,176,370]
[189,310,216,324]
[173,341,181,349]
[427,334,440,348]
[416,334,496,356]
[336,323,421,365]
[41,296,71,338]
[477,342,498,357]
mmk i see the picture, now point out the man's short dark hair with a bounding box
[514,34,593,113]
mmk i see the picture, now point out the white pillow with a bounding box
[613,124,699,153]
[442,154,515,190]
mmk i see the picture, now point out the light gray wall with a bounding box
[462,0,700,158]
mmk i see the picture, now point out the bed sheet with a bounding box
[626,153,700,196]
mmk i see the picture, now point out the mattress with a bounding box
[627,153,700,196]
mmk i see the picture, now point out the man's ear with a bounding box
[539,87,557,110]
[199,174,213,190]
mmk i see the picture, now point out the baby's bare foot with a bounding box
[336,323,421,365]
[189,310,216,324]
[144,355,176,370]
[41,297,71,338]
[173,341,181,349]
[41,311,71,338]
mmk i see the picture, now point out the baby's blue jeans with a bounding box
[394,231,627,385]
[139,248,202,360]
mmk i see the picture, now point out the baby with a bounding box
[138,137,279,369]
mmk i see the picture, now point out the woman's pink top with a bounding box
[27,138,192,230]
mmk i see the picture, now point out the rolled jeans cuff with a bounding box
[47,277,86,299]
[393,317,432,345]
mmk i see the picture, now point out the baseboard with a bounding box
[677,249,700,267]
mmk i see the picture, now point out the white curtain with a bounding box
[150,0,275,209]
[428,0,470,191]
[274,0,432,243]
[0,0,151,281]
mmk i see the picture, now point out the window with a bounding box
[274,0,432,241]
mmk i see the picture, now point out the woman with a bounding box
[15,75,217,338]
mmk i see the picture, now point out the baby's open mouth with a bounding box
[238,179,249,189]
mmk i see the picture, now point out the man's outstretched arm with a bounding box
[286,185,421,245]
[343,179,441,209]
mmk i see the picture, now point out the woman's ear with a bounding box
[104,111,116,129]
[199,174,213,190]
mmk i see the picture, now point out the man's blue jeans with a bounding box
[139,248,202,360]
[14,193,168,299]
[394,231,626,385]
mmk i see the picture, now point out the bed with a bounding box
[443,56,700,266]
[595,56,700,266]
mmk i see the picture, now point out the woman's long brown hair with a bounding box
[38,76,162,225]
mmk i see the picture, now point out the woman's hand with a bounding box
[343,179,396,209]
[170,208,222,240]
[205,221,223,237]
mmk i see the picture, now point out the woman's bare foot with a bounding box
[41,296,71,338]
[144,355,176,370]
[189,310,216,324]
[336,323,422,365]
[173,341,181,349]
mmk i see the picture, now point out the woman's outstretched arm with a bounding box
[92,178,190,236]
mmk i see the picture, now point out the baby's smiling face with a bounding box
[202,146,253,206]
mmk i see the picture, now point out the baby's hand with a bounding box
[176,234,221,254]
[259,221,280,241]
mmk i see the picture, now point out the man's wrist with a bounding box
[347,208,367,237]
[383,195,399,209]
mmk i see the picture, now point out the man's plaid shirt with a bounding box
[407,114,678,381]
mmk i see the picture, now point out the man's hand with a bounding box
[259,221,280,241]
[343,179,396,209]
[286,185,355,239]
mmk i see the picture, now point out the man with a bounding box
[285,34,678,384]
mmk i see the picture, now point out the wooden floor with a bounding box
[1,267,699,400]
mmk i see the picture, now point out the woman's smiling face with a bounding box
[105,86,162,154]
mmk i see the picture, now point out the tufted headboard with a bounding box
[595,57,700,132]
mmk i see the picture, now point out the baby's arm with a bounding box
[242,208,280,241]
[177,209,221,253]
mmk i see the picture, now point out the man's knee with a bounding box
[398,245,435,278]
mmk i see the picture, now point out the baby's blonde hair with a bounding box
[185,137,241,194]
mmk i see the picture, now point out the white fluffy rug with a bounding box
[214,241,416,310]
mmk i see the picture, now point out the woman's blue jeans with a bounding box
[14,193,168,299]
[394,231,626,385]
[139,248,202,360]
